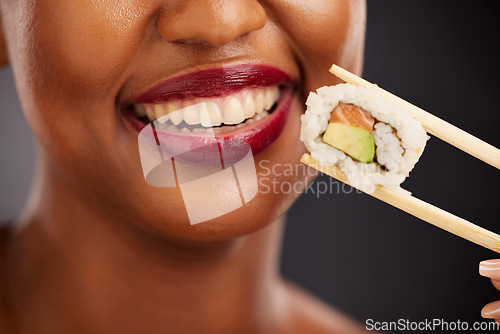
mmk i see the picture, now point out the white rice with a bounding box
[300,83,428,194]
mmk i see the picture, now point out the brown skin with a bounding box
[0,0,372,333]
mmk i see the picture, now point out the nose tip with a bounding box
[157,0,267,47]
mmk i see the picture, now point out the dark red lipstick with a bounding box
[123,64,296,166]
[127,64,294,105]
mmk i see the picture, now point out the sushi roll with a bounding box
[300,83,428,194]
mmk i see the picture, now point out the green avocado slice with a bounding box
[322,122,375,163]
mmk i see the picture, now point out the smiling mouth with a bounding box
[122,64,295,164]
[131,85,281,134]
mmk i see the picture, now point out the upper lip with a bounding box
[122,63,296,107]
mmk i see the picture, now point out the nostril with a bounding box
[156,0,267,47]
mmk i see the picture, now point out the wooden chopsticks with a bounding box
[301,154,500,253]
[300,65,500,253]
[329,64,500,169]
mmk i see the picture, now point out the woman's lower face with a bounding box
[0,0,366,241]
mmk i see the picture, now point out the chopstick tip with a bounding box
[300,153,312,165]
[328,63,341,75]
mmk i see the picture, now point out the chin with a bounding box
[118,96,309,243]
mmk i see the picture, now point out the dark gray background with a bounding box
[282,1,500,331]
[1,1,499,332]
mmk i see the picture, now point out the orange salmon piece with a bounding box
[329,103,375,132]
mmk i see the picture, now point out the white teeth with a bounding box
[133,86,280,127]
[145,104,156,121]
[154,104,169,123]
[243,92,256,118]
[255,90,264,114]
[199,103,212,127]
[223,97,245,125]
[212,127,223,134]
[203,102,223,127]
[169,109,184,125]
[264,87,277,111]
[273,86,280,101]
[253,110,269,121]
[166,125,177,132]
[166,101,180,116]
[193,128,206,134]
[183,102,200,125]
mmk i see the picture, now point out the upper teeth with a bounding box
[134,86,280,127]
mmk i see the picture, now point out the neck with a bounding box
[6,153,287,334]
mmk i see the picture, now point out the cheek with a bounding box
[4,0,160,223]
[28,0,149,101]
[8,0,150,181]
[271,0,366,92]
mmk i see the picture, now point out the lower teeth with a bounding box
[152,110,270,134]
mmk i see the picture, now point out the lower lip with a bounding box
[124,89,293,166]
